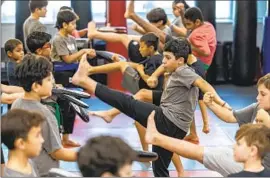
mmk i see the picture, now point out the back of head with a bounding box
[257,73,270,90]
[1,109,44,150]
[15,53,52,92]
[146,8,168,25]
[55,10,78,30]
[184,7,204,23]
[173,0,190,10]
[4,39,22,54]
[140,32,160,51]
[26,31,51,53]
[29,0,48,13]
[77,136,137,177]
[235,123,270,158]
[163,38,190,62]
[59,6,73,11]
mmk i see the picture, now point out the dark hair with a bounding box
[26,31,52,53]
[59,6,73,11]
[140,32,159,51]
[184,7,204,23]
[29,0,48,13]
[77,136,137,177]
[173,0,190,10]
[15,53,53,92]
[146,8,168,25]
[4,39,23,54]
[1,109,44,150]
[55,10,78,29]
[163,38,190,62]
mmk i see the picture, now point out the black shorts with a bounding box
[128,40,147,63]
[152,90,163,106]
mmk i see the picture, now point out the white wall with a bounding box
[1,22,264,49]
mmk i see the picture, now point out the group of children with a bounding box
[1,0,270,177]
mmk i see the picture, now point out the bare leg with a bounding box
[199,100,210,134]
[145,111,204,164]
[184,119,199,144]
[90,89,152,123]
[1,164,4,177]
[124,0,167,43]
[88,61,138,75]
[87,21,140,49]
[172,154,185,177]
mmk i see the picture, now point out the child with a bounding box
[59,6,88,38]
[23,0,48,52]
[26,31,80,148]
[71,38,226,177]
[184,7,217,71]
[228,124,270,177]
[77,136,138,177]
[168,0,189,37]
[51,9,95,63]
[133,8,172,36]
[4,39,24,86]
[12,54,77,176]
[1,109,45,177]
[144,73,270,177]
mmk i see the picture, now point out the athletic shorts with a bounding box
[152,90,163,106]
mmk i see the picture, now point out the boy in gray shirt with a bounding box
[11,54,77,176]
[2,109,44,177]
[70,38,226,177]
[144,73,270,176]
[23,0,48,52]
[51,9,95,63]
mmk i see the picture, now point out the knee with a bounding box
[134,89,148,101]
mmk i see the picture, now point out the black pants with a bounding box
[1,146,4,164]
[95,84,186,177]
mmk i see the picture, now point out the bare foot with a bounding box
[72,54,91,86]
[124,0,135,19]
[183,134,199,144]
[145,111,158,144]
[87,21,98,40]
[62,139,81,148]
[89,111,115,123]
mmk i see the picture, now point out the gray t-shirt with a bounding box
[162,25,172,36]
[233,103,270,169]
[3,160,38,177]
[23,17,47,52]
[160,65,200,132]
[11,98,62,176]
[171,17,184,37]
[51,33,78,62]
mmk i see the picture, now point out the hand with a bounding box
[85,49,96,59]
[112,54,120,62]
[203,92,214,106]
[255,109,270,128]
[147,76,158,88]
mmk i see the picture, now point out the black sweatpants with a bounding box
[95,83,186,177]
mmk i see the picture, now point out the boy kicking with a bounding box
[71,38,227,177]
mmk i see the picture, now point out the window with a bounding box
[91,1,106,22]
[216,1,232,20]
[1,1,16,23]
[257,1,268,21]
[40,1,71,24]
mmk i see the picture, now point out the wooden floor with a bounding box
[2,84,257,177]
